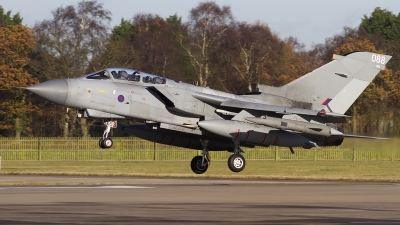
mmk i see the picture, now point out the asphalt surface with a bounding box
[0,176,399,224]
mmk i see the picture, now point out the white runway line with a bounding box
[0,186,154,189]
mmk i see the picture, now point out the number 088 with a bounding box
[371,54,385,64]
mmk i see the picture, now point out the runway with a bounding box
[0,176,399,224]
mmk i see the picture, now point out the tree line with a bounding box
[0,1,400,138]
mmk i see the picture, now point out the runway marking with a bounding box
[322,208,365,212]
[350,221,400,224]
[99,186,154,189]
[0,186,154,189]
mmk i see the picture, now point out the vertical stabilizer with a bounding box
[258,52,391,114]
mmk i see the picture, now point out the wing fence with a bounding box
[0,137,398,161]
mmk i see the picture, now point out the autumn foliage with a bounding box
[0,24,38,137]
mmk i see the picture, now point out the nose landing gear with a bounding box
[99,120,117,149]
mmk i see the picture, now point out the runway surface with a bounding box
[0,176,399,224]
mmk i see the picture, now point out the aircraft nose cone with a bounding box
[26,79,69,105]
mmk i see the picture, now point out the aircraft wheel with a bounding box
[228,154,246,173]
[190,156,208,174]
[99,138,106,149]
[102,138,113,148]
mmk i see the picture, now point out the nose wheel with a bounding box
[99,137,113,149]
[99,120,117,149]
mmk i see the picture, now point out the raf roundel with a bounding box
[117,95,125,102]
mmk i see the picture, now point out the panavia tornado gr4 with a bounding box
[26,52,391,174]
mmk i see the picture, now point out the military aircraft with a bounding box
[26,52,391,174]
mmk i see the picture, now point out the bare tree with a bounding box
[30,0,111,137]
[181,1,234,87]
[32,0,111,80]
[131,14,171,76]
[220,21,275,92]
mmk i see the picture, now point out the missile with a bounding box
[244,116,342,137]
[197,120,318,149]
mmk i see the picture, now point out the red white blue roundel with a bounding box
[117,95,125,102]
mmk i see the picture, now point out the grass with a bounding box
[341,137,400,151]
[0,160,399,185]
[0,138,399,185]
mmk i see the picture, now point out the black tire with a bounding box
[190,156,208,174]
[227,154,246,173]
[99,138,106,149]
[103,137,113,148]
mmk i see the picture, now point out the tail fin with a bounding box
[258,52,392,114]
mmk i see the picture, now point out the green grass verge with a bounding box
[0,160,399,184]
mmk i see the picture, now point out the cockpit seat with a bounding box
[127,73,140,82]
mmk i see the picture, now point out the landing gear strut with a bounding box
[227,139,246,173]
[99,120,117,149]
[190,139,210,174]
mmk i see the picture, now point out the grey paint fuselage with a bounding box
[65,73,278,127]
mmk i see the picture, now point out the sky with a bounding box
[1,0,400,49]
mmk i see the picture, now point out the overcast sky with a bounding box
[1,0,400,49]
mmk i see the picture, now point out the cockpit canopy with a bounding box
[85,70,110,80]
[83,68,166,84]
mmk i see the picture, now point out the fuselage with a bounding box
[27,67,344,148]
[53,68,276,127]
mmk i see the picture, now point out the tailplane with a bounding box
[258,52,392,114]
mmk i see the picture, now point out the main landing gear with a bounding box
[99,120,117,149]
[190,139,211,174]
[228,139,246,172]
[189,139,246,174]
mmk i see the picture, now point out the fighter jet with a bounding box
[26,52,391,174]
